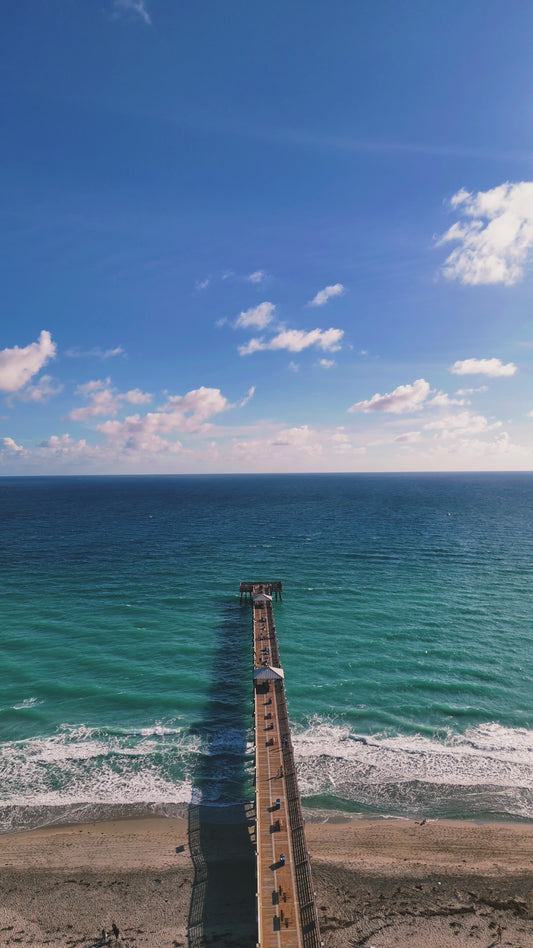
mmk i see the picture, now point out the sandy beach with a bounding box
[1,813,532,947]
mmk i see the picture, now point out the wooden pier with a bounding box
[242,581,321,948]
[241,581,283,602]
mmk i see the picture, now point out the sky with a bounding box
[2,0,533,474]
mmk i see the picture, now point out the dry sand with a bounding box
[0,812,532,947]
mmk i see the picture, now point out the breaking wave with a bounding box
[293,718,533,820]
[3,716,533,832]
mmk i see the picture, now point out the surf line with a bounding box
[241,580,322,948]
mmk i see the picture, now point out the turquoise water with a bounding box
[1,473,533,831]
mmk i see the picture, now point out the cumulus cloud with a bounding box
[433,431,524,458]
[234,302,276,330]
[0,330,56,393]
[429,391,467,408]
[272,425,323,456]
[247,270,266,283]
[92,386,234,456]
[68,379,152,421]
[230,424,365,467]
[38,433,96,460]
[113,0,151,24]
[239,327,343,356]
[123,388,153,405]
[450,358,517,377]
[438,182,533,285]
[2,436,26,455]
[423,410,499,437]
[318,359,335,369]
[348,378,431,414]
[17,375,63,403]
[162,386,231,425]
[308,284,345,307]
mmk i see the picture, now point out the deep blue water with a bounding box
[1,473,533,831]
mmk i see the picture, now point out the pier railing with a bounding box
[246,581,322,948]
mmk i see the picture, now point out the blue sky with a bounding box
[2,0,533,473]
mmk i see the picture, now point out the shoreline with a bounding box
[4,799,533,838]
[1,814,533,946]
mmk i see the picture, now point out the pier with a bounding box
[241,581,321,948]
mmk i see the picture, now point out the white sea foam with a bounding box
[3,717,533,828]
[0,718,254,832]
[12,697,42,710]
[292,718,533,818]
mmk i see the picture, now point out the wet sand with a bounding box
[1,814,532,946]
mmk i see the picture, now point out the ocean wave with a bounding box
[291,719,533,819]
[0,719,255,831]
[11,697,43,711]
[3,717,533,830]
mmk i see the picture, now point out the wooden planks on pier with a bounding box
[248,583,321,948]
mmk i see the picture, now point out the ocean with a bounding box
[1,472,533,833]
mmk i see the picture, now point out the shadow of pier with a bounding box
[187,600,256,948]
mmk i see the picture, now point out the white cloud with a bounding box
[196,277,210,290]
[394,431,422,444]
[429,391,467,408]
[65,346,125,360]
[455,385,488,395]
[69,379,118,421]
[239,386,256,407]
[329,427,353,454]
[2,436,26,455]
[123,388,153,405]
[162,386,231,425]
[450,358,517,377]
[234,302,276,330]
[93,386,232,455]
[239,338,266,356]
[318,358,335,369]
[247,270,267,283]
[272,425,323,456]
[17,375,63,403]
[68,379,152,421]
[308,283,345,307]
[424,410,499,437]
[230,424,366,467]
[38,434,97,460]
[438,182,533,285]
[348,378,431,414]
[113,0,151,24]
[288,361,299,372]
[239,327,344,355]
[0,330,56,394]
[431,431,525,458]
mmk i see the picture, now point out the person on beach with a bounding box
[112,921,120,940]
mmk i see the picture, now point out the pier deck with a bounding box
[246,582,321,948]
